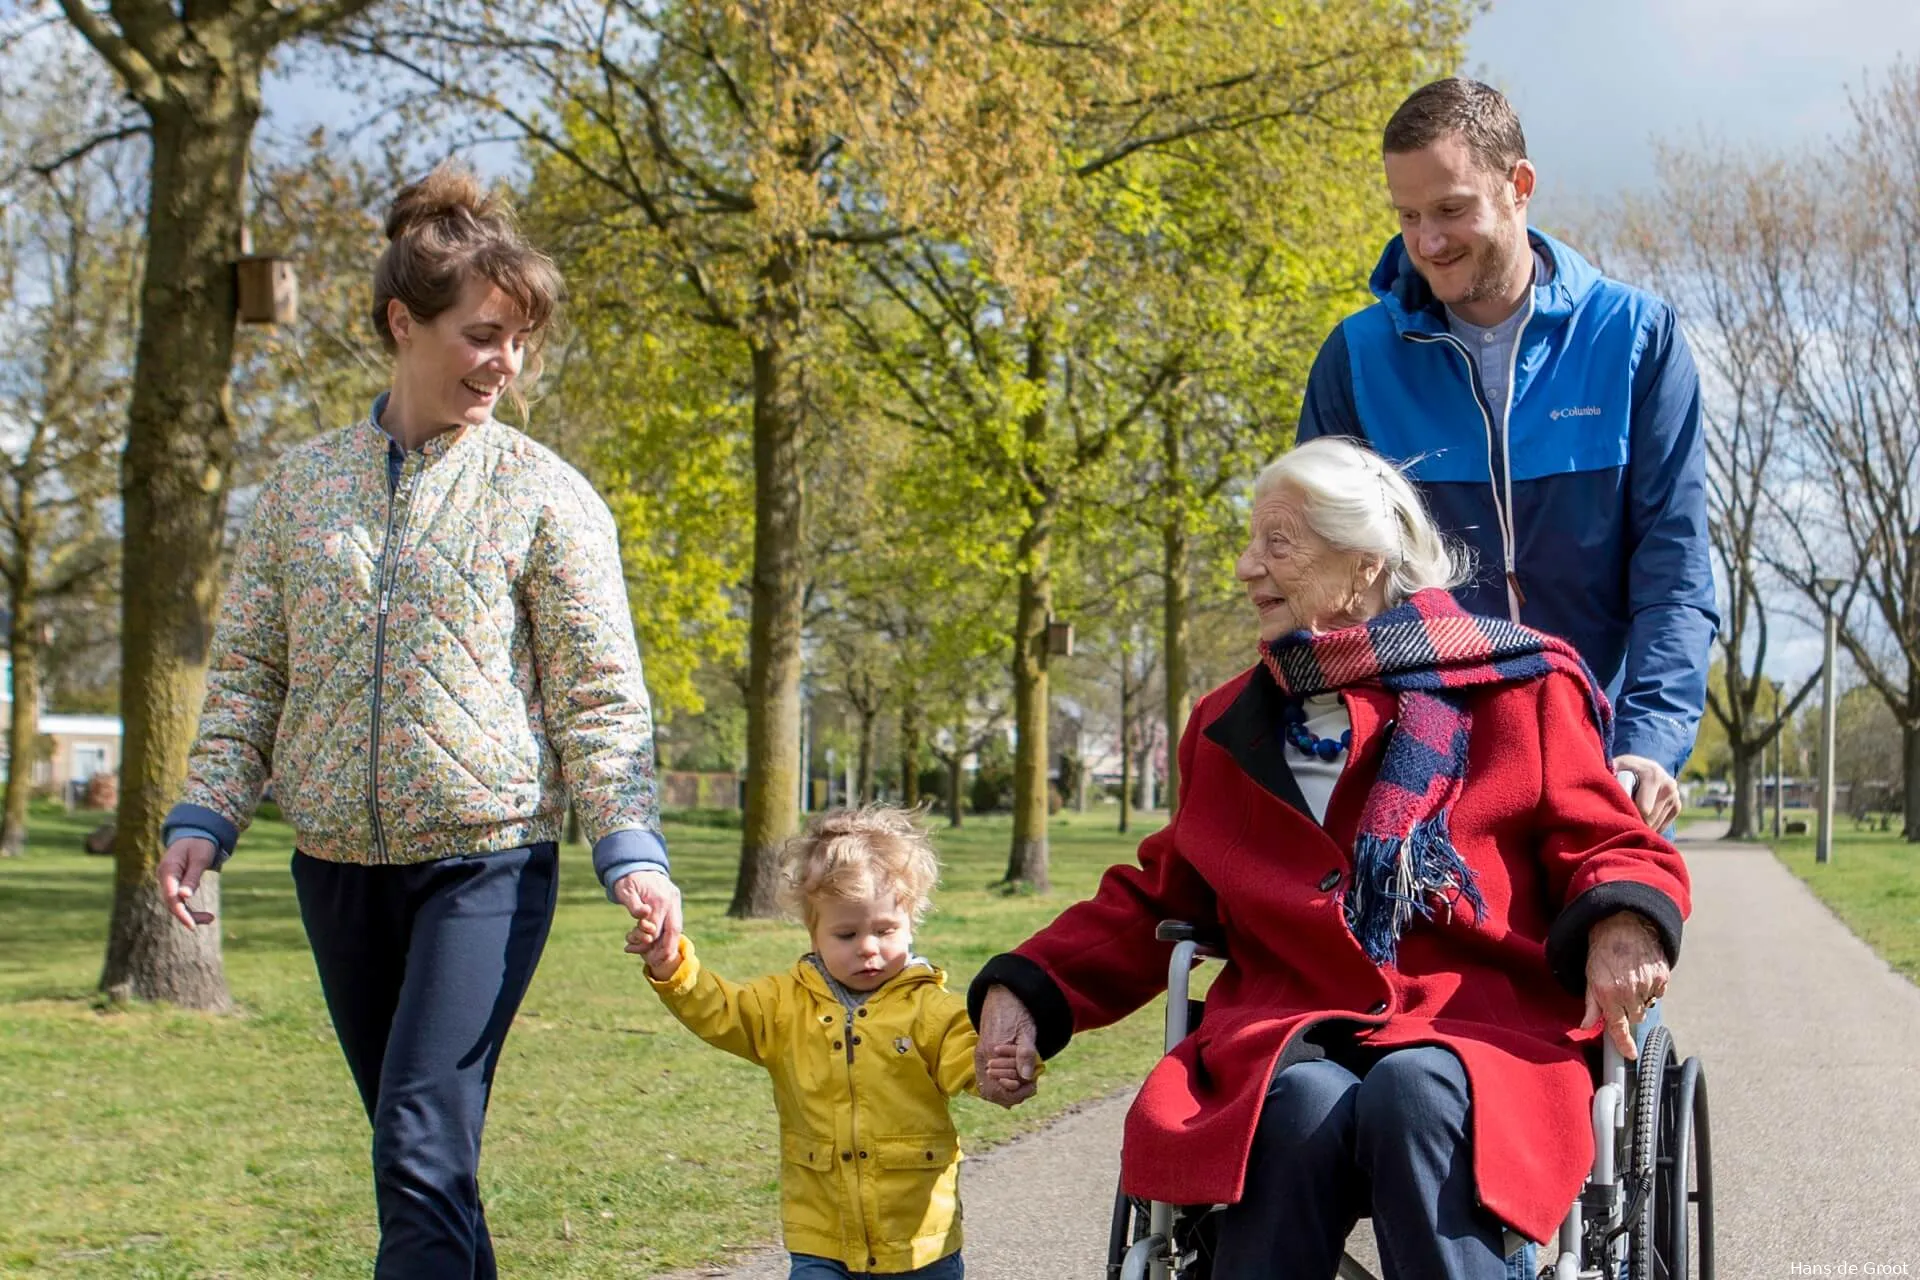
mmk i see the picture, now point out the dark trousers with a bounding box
[1211,1045,1518,1280]
[293,844,558,1280]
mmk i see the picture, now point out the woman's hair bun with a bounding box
[383,164,505,242]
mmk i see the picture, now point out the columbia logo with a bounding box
[1549,406,1604,421]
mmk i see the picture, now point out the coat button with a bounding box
[859,1150,869,1160]
[820,1014,833,1024]
[1369,1000,1389,1015]
[851,1036,862,1046]
[857,1008,869,1017]
[842,1151,852,1162]
[833,1040,843,1050]
[1318,870,1341,892]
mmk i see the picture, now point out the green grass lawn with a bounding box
[0,805,1175,1278]
[1770,823,1920,986]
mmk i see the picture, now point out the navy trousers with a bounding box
[1211,1045,1521,1280]
[293,843,558,1280]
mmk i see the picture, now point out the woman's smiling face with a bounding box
[1235,481,1378,642]
[388,277,532,429]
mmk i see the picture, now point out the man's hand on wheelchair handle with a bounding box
[1612,753,1681,831]
[975,985,1040,1108]
[1583,911,1670,1061]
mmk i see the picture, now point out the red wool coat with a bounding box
[972,663,1691,1245]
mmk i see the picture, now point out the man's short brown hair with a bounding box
[1383,77,1528,177]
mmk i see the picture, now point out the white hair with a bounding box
[1253,437,1471,605]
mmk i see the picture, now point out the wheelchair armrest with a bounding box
[1155,920,1227,953]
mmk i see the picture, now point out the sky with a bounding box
[1463,0,1920,684]
[1465,0,1920,221]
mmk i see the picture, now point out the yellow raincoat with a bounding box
[649,939,977,1272]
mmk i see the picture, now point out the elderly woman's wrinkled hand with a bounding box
[974,985,1040,1108]
[1584,911,1670,1060]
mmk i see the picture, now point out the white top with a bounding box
[1290,693,1351,824]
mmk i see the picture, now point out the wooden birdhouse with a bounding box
[1046,617,1074,657]
[236,255,299,326]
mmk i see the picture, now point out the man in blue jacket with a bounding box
[1298,77,1716,830]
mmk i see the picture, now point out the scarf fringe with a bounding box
[1345,812,1486,966]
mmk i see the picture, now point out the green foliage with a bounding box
[970,737,1017,814]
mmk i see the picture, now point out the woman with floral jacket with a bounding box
[155,165,680,1278]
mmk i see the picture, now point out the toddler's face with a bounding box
[811,890,913,992]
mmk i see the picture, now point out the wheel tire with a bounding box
[1628,1025,1675,1280]
[1107,1181,1147,1278]
[1680,1057,1714,1280]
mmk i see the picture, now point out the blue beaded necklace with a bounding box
[1283,696,1352,762]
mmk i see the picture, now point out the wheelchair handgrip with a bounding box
[1155,920,1227,951]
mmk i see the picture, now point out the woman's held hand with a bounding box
[974,985,1041,1108]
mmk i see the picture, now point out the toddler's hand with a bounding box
[983,1043,1040,1105]
[643,932,679,980]
[628,923,681,980]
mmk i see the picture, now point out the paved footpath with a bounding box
[673,825,1920,1279]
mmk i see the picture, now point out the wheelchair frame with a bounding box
[1109,922,1713,1280]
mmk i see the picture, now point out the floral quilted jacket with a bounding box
[165,410,664,885]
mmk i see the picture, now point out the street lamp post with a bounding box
[1815,577,1845,864]
[799,686,812,814]
[1770,678,1784,840]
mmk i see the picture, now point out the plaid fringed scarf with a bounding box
[1260,588,1611,967]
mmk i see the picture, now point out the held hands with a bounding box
[1613,754,1681,831]
[1584,911,1670,1060]
[614,868,684,977]
[974,985,1041,1109]
[156,837,221,929]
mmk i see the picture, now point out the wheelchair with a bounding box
[1109,922,1714,1280]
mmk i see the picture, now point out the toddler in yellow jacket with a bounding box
[635,805,978,1279]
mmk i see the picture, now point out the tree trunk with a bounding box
[899,701,922,810]
[857,706,877,805]
[1138,740,1155,812]
[1160,419,1192,814]
[100,99,257,1010]
[1002,327,1052,890]
[1118,679,1133,835]
[1,608,40,856]
[945,746,963,828]
[731,276,805,918]
[1905,721,1920,842]
[1727,746,1757,841]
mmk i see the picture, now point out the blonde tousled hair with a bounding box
[779,805,942,931]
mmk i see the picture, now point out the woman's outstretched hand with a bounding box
[1584,911,1670,1060]
[155,837,220,929]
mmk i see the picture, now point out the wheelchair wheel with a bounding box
[1627,1027,1715,1280]
[1106,1179,1215,1280]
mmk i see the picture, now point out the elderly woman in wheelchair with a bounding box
[967,438,1698,1280]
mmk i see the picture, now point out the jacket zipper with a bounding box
[843,1012,870,1264]
[368,452,423,863]
[1403,290,1535,622]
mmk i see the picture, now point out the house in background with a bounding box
[0,654,123,804]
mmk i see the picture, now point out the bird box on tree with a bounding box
[236,255,298,326]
